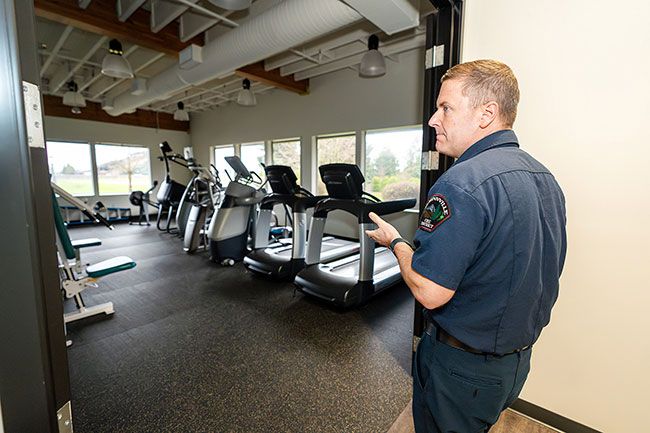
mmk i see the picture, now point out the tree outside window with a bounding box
[316,134,356,194]
[365,126,421,206]
[272,138,301,184]
[95,144,152,195]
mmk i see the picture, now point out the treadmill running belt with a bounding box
[323,248,396,278]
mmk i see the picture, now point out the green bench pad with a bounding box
[71,238,102,249]
[86,256,136,278]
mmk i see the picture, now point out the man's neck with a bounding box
[459,125,510,157]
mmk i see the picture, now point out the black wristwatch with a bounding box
[389,237,414,253]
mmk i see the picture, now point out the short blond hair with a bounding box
[441,60,520,127]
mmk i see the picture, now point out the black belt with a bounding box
[425,322,530,357]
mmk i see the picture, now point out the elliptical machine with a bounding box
[182,158,224,253]
[207,156,266,266]
[156,141,187,232]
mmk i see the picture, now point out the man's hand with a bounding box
[365,212,401,247]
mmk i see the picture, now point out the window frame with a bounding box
[362,124,423,207]
[314,131,357,193]
[211,144,236,184]
[46,139,96,197]
[271,137,302,182]
[94,142,153,197]
[239,141,266,176]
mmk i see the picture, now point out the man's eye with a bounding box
[442,106,449,112]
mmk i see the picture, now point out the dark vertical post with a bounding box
[0,0,71,431]
[413,0,463,357]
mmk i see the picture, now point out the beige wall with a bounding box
[191,49,426,238]
[463,1,650,431]
[44,116,192,213]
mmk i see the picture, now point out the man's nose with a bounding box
[428,111,440,128]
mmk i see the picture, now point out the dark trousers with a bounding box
[412,324,531,433]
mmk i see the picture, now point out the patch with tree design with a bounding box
[419,194,451,232]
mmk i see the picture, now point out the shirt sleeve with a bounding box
[411,181,486,290]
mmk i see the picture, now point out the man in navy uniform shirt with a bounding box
[366,60,567,432]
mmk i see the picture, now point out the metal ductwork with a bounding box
[106,0,362,116]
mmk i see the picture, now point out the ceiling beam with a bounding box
[293,33,425,80]
[51,35,107,93]
[43,94,189,131]
[235,62,308,95]
[34,0,204,57]
[40,25,74,77]
[150,0,194,34]
[117,0,147,22]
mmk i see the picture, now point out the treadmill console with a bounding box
[225,155,252,180]
[319,164,364,199]
[265,165,299,195]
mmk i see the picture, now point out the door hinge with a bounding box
[421,151,440,171]
[425,44,445,69]
[57,401,73,433]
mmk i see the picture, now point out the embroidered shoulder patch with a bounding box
[419,194,451,232]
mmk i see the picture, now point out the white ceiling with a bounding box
[36,0,434,115]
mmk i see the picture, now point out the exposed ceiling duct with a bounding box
[105,0,363,116]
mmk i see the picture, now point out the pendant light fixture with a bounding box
[359,34,386,78]
[173,101,190,121]
[207,0,252,11]
[62,80,86,114]
[101,39,134,79]
[237,79,257,106]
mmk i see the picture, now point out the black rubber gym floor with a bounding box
[65,223,414,433]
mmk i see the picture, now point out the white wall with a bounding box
[44,116,192,214]
[463,1,650,431]
[191,49,426,238]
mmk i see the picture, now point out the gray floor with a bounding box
[65,223,414,433]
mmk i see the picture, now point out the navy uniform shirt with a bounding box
[412,130,567,355]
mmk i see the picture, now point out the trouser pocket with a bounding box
[413,334,431,391]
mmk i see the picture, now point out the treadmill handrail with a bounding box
[313,197,416,223]
[259,193,328,212]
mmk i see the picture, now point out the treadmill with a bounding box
[294,164,416,308]
[244,165,359,280]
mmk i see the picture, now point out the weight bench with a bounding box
[52,192,136,324]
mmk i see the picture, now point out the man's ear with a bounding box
[479,101,499,128]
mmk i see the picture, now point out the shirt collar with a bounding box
[454,129,520,165]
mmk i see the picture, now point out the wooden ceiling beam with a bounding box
[43,94,190,132]
[34,0,204,57]
[235,61,309,96]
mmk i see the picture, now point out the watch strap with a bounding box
[389,237,414,253]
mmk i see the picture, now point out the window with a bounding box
[316,133,356,194]
[95,144,152,196]
[271,138,301,183]
[364,126,422,206]
[213,145,235,184]
[46,141,94,196]
[240,142,265,176]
